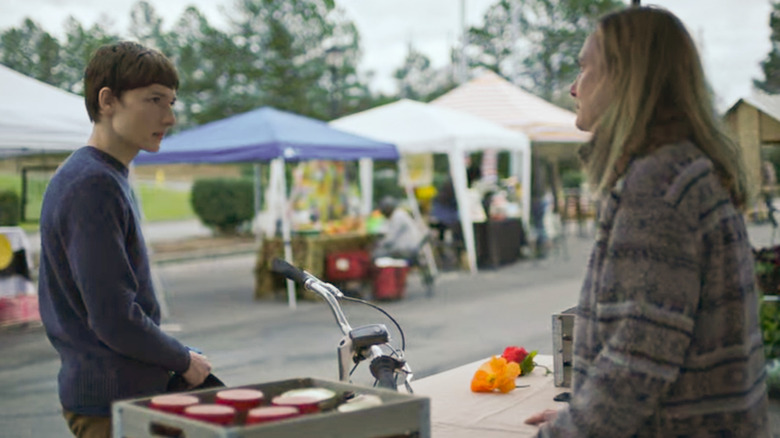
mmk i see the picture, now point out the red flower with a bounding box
[501,346,529,364]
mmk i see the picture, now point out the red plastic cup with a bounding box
[215,388,265,411]
[183,404,236,425]
[246,406,300,424]
[148,394,200,414]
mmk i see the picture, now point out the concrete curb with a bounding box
[151,244,258,265]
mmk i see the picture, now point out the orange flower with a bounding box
[470,356,521,393]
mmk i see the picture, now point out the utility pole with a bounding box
[510,0,520,85]
[459,0,467,83]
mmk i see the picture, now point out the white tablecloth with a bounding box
[411,354,567,437]
[0,226,35,297]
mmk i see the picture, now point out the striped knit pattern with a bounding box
[539,141,769,437]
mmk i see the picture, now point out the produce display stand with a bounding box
[254,232,376,300]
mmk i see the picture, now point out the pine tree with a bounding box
[755,0,780,94]
[467,0,623,107]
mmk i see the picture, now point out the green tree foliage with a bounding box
[393,44,457,102]
[59,18,120,94]
[0,191,21,226]
[165,6,241,128]
[221,0,369,121]
[755,0,780,94]
[0,19,64,86]
[468,0,623,107]
[0,0,461,126]
[0,0,378,124]
[0,17,117,94]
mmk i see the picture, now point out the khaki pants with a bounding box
[63,410,111,438]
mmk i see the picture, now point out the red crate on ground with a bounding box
[325,250,370,281]
[0,294,40,327]
[372,265,409,301]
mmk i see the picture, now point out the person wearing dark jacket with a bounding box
[38,41,211,438]
[525,6,769,437]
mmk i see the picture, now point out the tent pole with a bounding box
[521,147,532,239]
[253,163,263,247]
[272,158,297,309]
[359,158,373,216]
[448,151,478,274]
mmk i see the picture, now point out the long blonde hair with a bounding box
[583,6,750,209]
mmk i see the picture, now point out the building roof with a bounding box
[726,90,780,122]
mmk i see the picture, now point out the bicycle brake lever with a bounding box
[324,282,344,299]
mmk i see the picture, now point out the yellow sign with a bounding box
[405,153,433,186]
[0,234,13,270]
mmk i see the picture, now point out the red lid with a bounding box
[246,406,300,424]
[149,394,200,414]
[215,388,265,410]
[183,404,236,425]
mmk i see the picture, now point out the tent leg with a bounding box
[448,151,478,274]
[359,158,373,216]
[150,266,170,319]
[254,163,263,248]
[272,158,297,309]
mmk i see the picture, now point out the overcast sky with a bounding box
[0,0,772,109]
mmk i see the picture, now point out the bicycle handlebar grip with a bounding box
[369,356,398,391]
[271,258,310,285]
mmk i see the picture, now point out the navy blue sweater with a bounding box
[38,147,190,416]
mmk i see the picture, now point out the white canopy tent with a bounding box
[0,64,90,156]
[432,70,590,148]
[332,99,532,274]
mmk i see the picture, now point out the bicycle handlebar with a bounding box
[271,258,310,285]
[272,257,412,393]
[272,258,351,335]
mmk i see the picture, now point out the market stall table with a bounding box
[410,354,566,437]
[254,231,377,300]
[0,226,39,327]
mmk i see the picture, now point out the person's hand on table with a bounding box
[525,409,558,426]
[182,350,212,388]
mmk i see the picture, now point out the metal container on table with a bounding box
[552,307,576,388]
[113,377,430,438]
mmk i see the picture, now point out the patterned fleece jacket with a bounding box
[539,141,769,437]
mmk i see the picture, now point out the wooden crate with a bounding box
[552,307,576,388]
[113,377,429,438]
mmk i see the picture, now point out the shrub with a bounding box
[190,178,254,234]
[0,191,20,226]
[561,170,585,189]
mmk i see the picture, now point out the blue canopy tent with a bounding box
[134,106,399,164]
[134,106,399,308]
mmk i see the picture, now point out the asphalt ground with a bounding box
[1,220,778,437]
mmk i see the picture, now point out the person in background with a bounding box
[530,156,556,258]
[760,160,777,225]
[373,196,423,260]
[430,176,461,242]
[430,162,483,262]
[526,6,769,437]
[37,41,212,438]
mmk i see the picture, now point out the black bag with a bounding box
[167,372,226,393]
